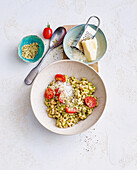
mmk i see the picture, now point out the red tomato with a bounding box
[65,106,77,113]
[58,92,65,103]
[55,74,66,82]
[43,25,53,39]
[85,96,97,108]
[55,88,60,96]
[44,88,53,99]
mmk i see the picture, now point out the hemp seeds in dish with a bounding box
[44,74,98,128]
[22,42,39,59]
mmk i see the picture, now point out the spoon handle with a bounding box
[24,48,51,85]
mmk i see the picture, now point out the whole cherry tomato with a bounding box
[43,24,53,39]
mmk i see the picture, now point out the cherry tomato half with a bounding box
[65,106,77,113]
[55,74,66,82]
[44,88,53,99]
[55,88,60,96]
[85,96,97,108]
[43,25,53,39]
[58,92,65,103]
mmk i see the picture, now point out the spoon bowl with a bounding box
[50,27,66,49]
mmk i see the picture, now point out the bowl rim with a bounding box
[63,24,107,65]
[30,59,107,135]
[18,35,45,63]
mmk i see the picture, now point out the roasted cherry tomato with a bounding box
[58,91,65,103]
[43,24,53,39]
[65,106,77,113]
[55,88,60,96]
[44,88,53,99]
[85,96,97,108]
[55,74,66,82]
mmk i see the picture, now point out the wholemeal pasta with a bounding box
[44,75,98,128]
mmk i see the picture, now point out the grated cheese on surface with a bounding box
[68,38,87,62]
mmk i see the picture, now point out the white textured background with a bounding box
[0,0,137,170]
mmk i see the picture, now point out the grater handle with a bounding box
[84,16,100,38]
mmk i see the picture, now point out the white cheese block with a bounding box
[82,38,97,61]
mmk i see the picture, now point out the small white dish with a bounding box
[30,60,107,135]
[63,24,107,65]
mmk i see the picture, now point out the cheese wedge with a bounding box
[82,38,97,61]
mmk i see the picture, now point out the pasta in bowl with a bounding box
[44,74,98,128]
[30,60,106,135]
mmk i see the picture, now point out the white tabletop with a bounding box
[0,0,137,170]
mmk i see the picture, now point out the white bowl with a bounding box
[30,60,107,135]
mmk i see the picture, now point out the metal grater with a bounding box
[71,16,100,53]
